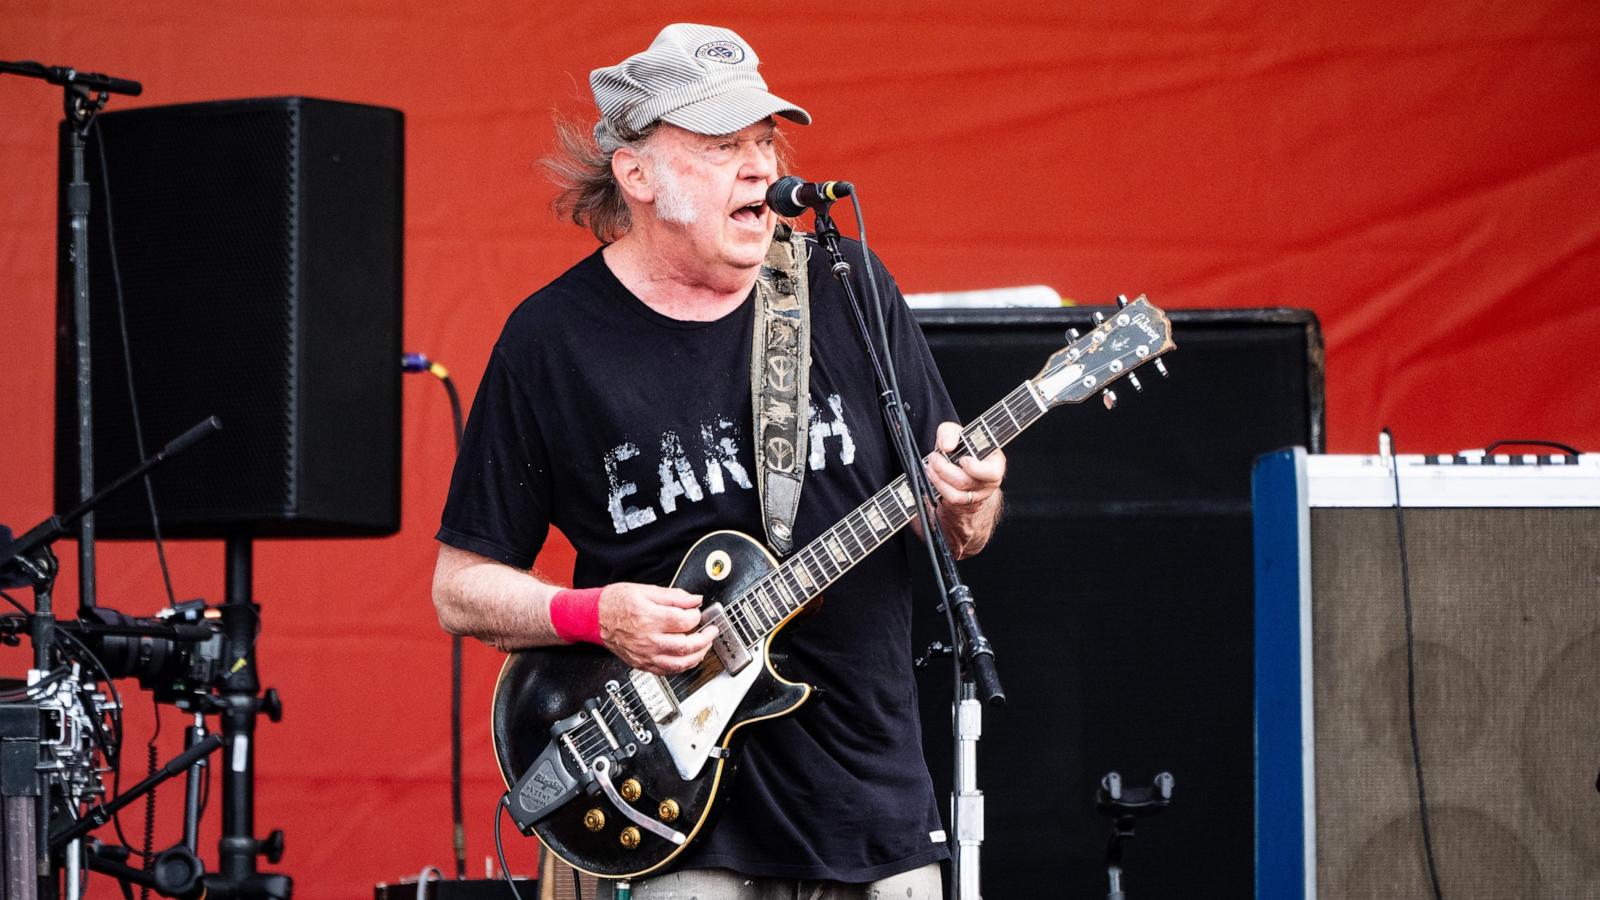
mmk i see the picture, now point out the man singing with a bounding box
[432,23,1005,899]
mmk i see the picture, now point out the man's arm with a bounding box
[431,544,718,673]
[924,421,1007,559]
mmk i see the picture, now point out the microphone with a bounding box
[766,176,854,217]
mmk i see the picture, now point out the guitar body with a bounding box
[491,530,811,878]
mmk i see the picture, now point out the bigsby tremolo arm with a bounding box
[590,757,686,846]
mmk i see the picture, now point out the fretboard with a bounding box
[718,380,1049,647]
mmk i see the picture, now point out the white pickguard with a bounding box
[657,645,766,780]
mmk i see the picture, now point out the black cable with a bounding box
[408,356,468,877]
[90,119,178,611]
[398,356,474,879]
[443,372,465,879]
[1384,428,1446,900]
[1481,439,1581,457]
[139,741,157,900]
[847,193,966,899]
[494,795,528,900]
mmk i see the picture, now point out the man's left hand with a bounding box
[925,421,1006,559]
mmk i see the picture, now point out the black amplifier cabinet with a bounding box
[911,307,1324,899]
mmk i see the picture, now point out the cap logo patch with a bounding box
[695,40,745,64]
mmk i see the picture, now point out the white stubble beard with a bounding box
[649,155,700,226]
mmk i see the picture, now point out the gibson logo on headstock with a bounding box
[1130,311,1161,344]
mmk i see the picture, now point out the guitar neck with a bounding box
[721,381,1049,646]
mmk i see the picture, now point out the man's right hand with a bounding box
[598,583,718,675]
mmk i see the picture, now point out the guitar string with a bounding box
[715,371,1089,642]
[716,379,1047,646]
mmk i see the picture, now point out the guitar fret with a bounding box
[815,542,842,580]
[893,482,915,513]
[968,421,995,455]
[732,598,761,640]
[768,577,794,615]
[839,518,867,558]
[856,512,883,548]
[761,586,787,621]
[875,491,906,530]
[825,533,850,565]
[998,398,1022,433]
[991,412,1013,444]
[794,558,818,592]
[781,569,807,611]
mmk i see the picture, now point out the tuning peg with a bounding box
[1116,294,1130,309]
[1101,389,1118,410]
[1153,359,1169,378]
[1091,311,1106,325]
[1065,328,1081,341]
[1127,372,1143,392]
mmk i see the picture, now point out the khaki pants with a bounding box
[593,863,942,900]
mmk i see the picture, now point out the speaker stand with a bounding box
[206,537,291,900]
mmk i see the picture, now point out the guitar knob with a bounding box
[1127,372,1143,392]
[619,826,641,849]
[1153,358,1169,378]
[1116,294,1130,309]
[659,799,680,822]
[1101,389,1118,410]
[620,778,643,802]
[584,809,607,832]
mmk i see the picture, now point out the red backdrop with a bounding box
[2,2,1598,896]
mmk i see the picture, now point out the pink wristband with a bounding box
[549,587,604,645]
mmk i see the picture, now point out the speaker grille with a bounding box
[55,97,402,537]
[1310,507,1600,898]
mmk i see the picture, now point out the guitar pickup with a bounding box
[699,602,752,674]
[630,669,680,724]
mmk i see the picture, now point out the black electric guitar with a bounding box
[492,297,1175,879]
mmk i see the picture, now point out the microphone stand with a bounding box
[807,205,1003,900]
[0,59,143,614]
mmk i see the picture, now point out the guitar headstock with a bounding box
[1031,296,1175,408]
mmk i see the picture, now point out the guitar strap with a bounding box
[750,223,811,556]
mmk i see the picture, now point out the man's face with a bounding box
[640,120,779,275]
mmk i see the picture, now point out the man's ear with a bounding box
[612,145,654,205]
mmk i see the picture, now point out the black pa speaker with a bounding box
[54,97,403,537]
[911,307,1323,898]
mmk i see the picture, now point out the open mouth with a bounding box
[730,200,765,225]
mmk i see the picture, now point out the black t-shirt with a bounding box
[438,236,957,881]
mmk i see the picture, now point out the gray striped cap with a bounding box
[591,23,811,135]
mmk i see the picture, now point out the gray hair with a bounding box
[544,116,660,243]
